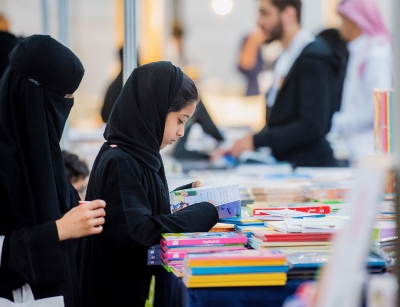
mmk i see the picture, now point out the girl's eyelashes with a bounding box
[178,119,184,125]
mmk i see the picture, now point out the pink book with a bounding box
[165,246,247,260]
[161,232,248,247]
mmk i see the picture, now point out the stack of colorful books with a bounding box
[247,182,307,202]
[248,231,333,254]
[286,252,386,280]
[303,183,348,202]
[160,232,248,276]
[182,249,288,288]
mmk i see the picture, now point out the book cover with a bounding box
[170,180,241,218]
[161,232,247,247]
[301,217,346,233]
[373,90,382,153]
[250,204,331,216]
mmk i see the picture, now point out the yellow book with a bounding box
[184,272,286,282]
[183,278,287,288]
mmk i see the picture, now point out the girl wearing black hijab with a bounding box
[76,62,219,306]
[0,35,106,306]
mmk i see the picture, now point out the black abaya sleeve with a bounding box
[172,182,193,191]
[0,222,64,290]
[101,158,219,251]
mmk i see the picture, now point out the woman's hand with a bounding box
[56,200,106,241]
[192,181,203,188]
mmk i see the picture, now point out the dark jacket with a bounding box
[76,144,218,307]
[253,37,341,167]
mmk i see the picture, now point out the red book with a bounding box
[252,206,331,216]
[253,232,332,242]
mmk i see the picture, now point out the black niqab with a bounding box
[0,35,84,234]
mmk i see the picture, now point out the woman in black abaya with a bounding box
[76,61,219,307]
[0,35,106,306]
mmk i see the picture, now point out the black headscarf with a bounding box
[0,35,84,234]
[104,61,183,208]
[0,31,19,78]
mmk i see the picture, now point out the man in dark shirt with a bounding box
[221,0,341,167]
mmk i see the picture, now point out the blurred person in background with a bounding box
[317,28,349,114]
[329,0,393,163]
[101,47,140,123]
[237,29,282,96]
[238,29,267,96]
[217,0,342,167]
[62,151,90,200]
[0,13,19,78]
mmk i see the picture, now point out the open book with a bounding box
[170,180,241,218]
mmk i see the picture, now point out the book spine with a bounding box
[164,237,247,246]
[166,251,187,259]
[148,249,162,256]
[373,90,382,154]
[148,254,162,260]
[148,244,161,251]
[382,91,388,153]
[389,90,393,154]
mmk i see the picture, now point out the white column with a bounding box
[41,0,50,34]
[59,0,70,150]
[393,0,400,301]
[123,0,137,84]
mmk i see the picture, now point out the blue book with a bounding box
[219,217,264,226]
[287,253,386,269]
[189,265,289,275]
[148,254,162,260]
[148,249,162,256]
[234,224,273,237]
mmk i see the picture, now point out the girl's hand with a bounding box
[192,181,203,188]
[56,199,106,241]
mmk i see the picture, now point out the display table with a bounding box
[159,271,302,307]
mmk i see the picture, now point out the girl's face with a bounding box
[161,102,196,150]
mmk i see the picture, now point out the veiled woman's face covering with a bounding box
[0,34,85,231]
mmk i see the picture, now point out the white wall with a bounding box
[0,0,396,126]
[0,0,117,127]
